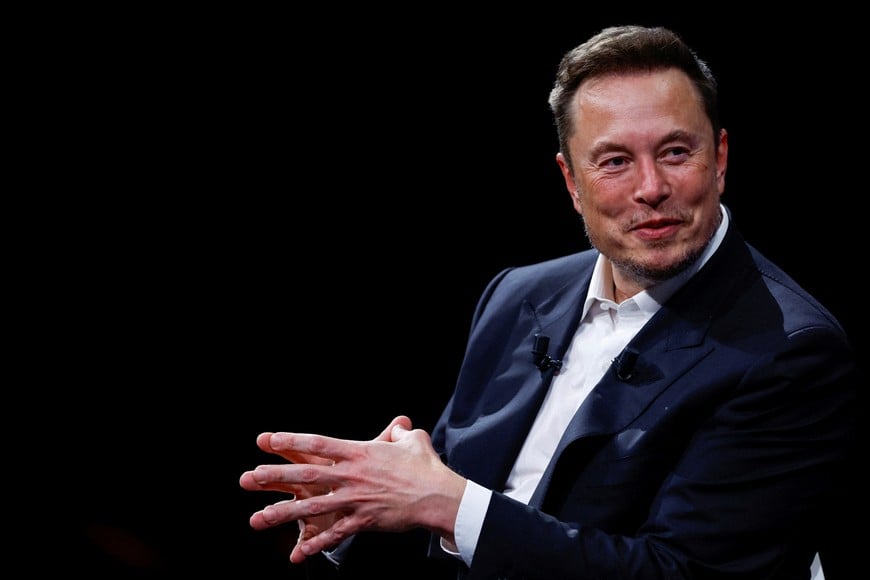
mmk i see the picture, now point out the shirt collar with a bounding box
[582,203,729,319]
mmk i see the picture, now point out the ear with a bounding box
[556,152,583,213]
[715,129,728,194]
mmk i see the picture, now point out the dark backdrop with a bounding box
[54,9,864,578]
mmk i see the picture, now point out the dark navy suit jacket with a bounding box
[316,217,858,579]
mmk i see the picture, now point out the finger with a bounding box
[255,431,275,452]
[390,423,409,441]
[294,518,357,560]
[289,541,309,564]
[375,415,413,442]
[289,518,333,563]
[255,431,335,465]
[239,470,318,495]
[249,501,292,531]
[250,493,340,531]
[250,499,301,530]
[248,464,347,491]
[265,432,356,463]
[289,524,323,564]
[240,470,269,490]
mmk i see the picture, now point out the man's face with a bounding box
[557,68,727,286]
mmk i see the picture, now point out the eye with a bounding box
[662,147,690,161]
[601,156,628,168]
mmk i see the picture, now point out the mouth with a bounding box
[630,218,682,242]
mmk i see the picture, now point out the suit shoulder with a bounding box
[748,245,845,335]
[498,250,598,291]
[472,250,596,320]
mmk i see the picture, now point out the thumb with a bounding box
[374,415,413,442]
[390,423,409,441]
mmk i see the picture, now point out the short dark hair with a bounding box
[549,25,720,171]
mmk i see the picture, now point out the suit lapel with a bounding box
[530,223,756,508]
[452,263,592,490]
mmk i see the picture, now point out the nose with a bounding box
[632,157,670,206]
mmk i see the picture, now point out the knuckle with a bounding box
[306,498,325,515]
[308,436,328,454]
[299,466,320,483]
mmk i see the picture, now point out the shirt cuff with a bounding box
[441,479,490,567]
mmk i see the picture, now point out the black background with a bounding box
[43,8,865,578]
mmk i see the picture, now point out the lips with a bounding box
[631,218,682,241]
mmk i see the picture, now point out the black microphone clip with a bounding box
[614,347,639,381]
[532,334,562,372]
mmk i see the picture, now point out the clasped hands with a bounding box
[239,414,466,563]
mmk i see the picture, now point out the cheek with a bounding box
[580,188,624,220]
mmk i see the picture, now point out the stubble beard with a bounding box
[583,209,721,288]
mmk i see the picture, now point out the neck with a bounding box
[609,264,649,303]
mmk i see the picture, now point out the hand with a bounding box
[239,415,467,563]
[239,423,351,562]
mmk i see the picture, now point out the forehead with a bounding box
[573,68,712,136]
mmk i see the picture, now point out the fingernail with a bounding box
[270,433,288,447]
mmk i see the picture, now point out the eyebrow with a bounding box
[587,129,698,159]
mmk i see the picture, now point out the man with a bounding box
[241,25,858,579]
